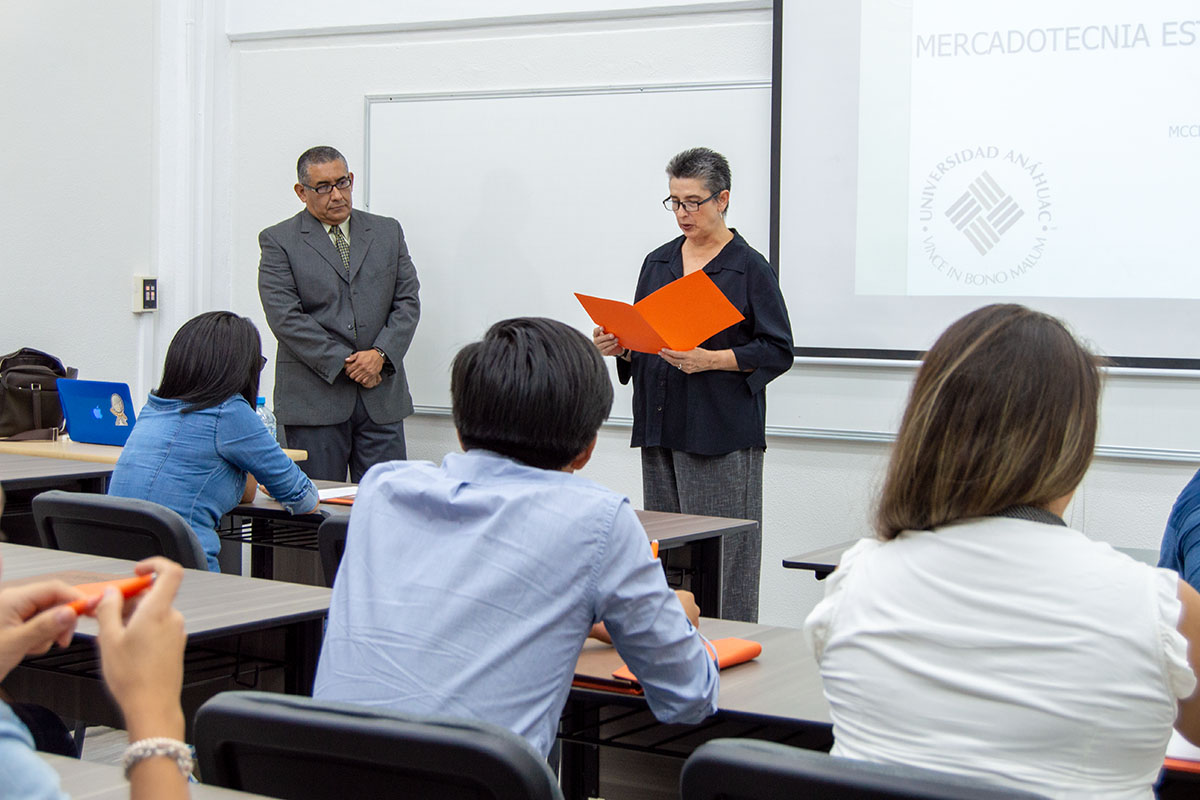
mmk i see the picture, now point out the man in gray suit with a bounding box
[258,146,420,482]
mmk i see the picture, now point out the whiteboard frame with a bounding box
[363,80,773,213]
[360,79,774,414]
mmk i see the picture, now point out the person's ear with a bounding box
[294,184,307,203]
[565,436,598,473]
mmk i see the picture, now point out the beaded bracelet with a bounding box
[122,737,195,780]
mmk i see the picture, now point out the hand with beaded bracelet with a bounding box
[95,557,190,800]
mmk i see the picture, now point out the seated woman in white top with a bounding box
[804,304,1200,800]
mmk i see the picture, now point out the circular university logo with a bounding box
[914,146,1054,288]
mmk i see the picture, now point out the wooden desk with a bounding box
[0,453,114,546]
[0,438,307,465]
[225,485,752,616]
[221,480,349,585]
[0,543,330,738]
[783,539,1161,580]
[781,539,860,580]
[562,618,831,799]
[637,511,756,619]
[40,753,273,799]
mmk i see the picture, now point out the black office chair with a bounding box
[194,691,564,800]
[316,516,348,587]
[32,490,207,569]
[680,739,1046,800]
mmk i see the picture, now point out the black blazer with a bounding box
[617,231,793,455]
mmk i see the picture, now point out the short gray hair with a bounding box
[666,147,732,209]
[297,146,347,185]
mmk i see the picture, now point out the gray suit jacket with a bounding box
[258,208,420,427]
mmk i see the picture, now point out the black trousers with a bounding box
[283,393,407,482]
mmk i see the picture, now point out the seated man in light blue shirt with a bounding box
[313,317,719,757]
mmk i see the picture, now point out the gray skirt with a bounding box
[641,446,764,622]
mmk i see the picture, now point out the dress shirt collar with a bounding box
[322,219,350,242]
[991,504,1067,526]
[651,229,749,279]
[443,449,572,483]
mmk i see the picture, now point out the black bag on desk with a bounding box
[0,348,78,440]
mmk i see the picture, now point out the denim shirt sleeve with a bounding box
[0,703,69,800]
[215,399,318,514]
[592,500,719,723]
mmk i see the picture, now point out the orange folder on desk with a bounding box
[610,637,762,684]
[575,270,744,353]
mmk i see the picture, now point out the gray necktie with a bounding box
[331,225,350,276]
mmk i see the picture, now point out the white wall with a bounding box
[226,0,770,39]
[0,0,157,399]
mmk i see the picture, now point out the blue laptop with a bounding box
[56,378,137,446]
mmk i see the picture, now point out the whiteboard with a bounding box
[365,83,773,411]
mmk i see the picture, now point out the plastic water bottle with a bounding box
[255,397,277,440]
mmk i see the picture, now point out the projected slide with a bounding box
[854,0,1200,298]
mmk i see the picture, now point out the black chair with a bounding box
[317,516,348,587]
[194,691,564,800]
[680,739,1046,800]
[32,490,207,569]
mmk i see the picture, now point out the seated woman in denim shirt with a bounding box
[109,311,318,571]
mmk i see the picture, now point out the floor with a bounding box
[598,748,683,800]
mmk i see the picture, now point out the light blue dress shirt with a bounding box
[109,393,317,571]
[0,702,68,800]
[313,450,719,757]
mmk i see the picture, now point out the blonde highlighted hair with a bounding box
[876,304,1101,539]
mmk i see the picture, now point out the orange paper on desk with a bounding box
[611,637,762,683]
[575,270,743,353]
[1164,758,1200,775]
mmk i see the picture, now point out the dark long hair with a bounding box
[876,304,1101,539]
[452,317,613,470]
[157,312,264,412]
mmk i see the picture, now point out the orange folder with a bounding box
[321,495,355,506]
[575,270,744,353]
[610,637,762,683]
[570,676,645,696]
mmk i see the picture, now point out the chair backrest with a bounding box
[317,516,348,587]
[32,490,208,570]
[680,739,1047,800]
[194,691,564,800]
